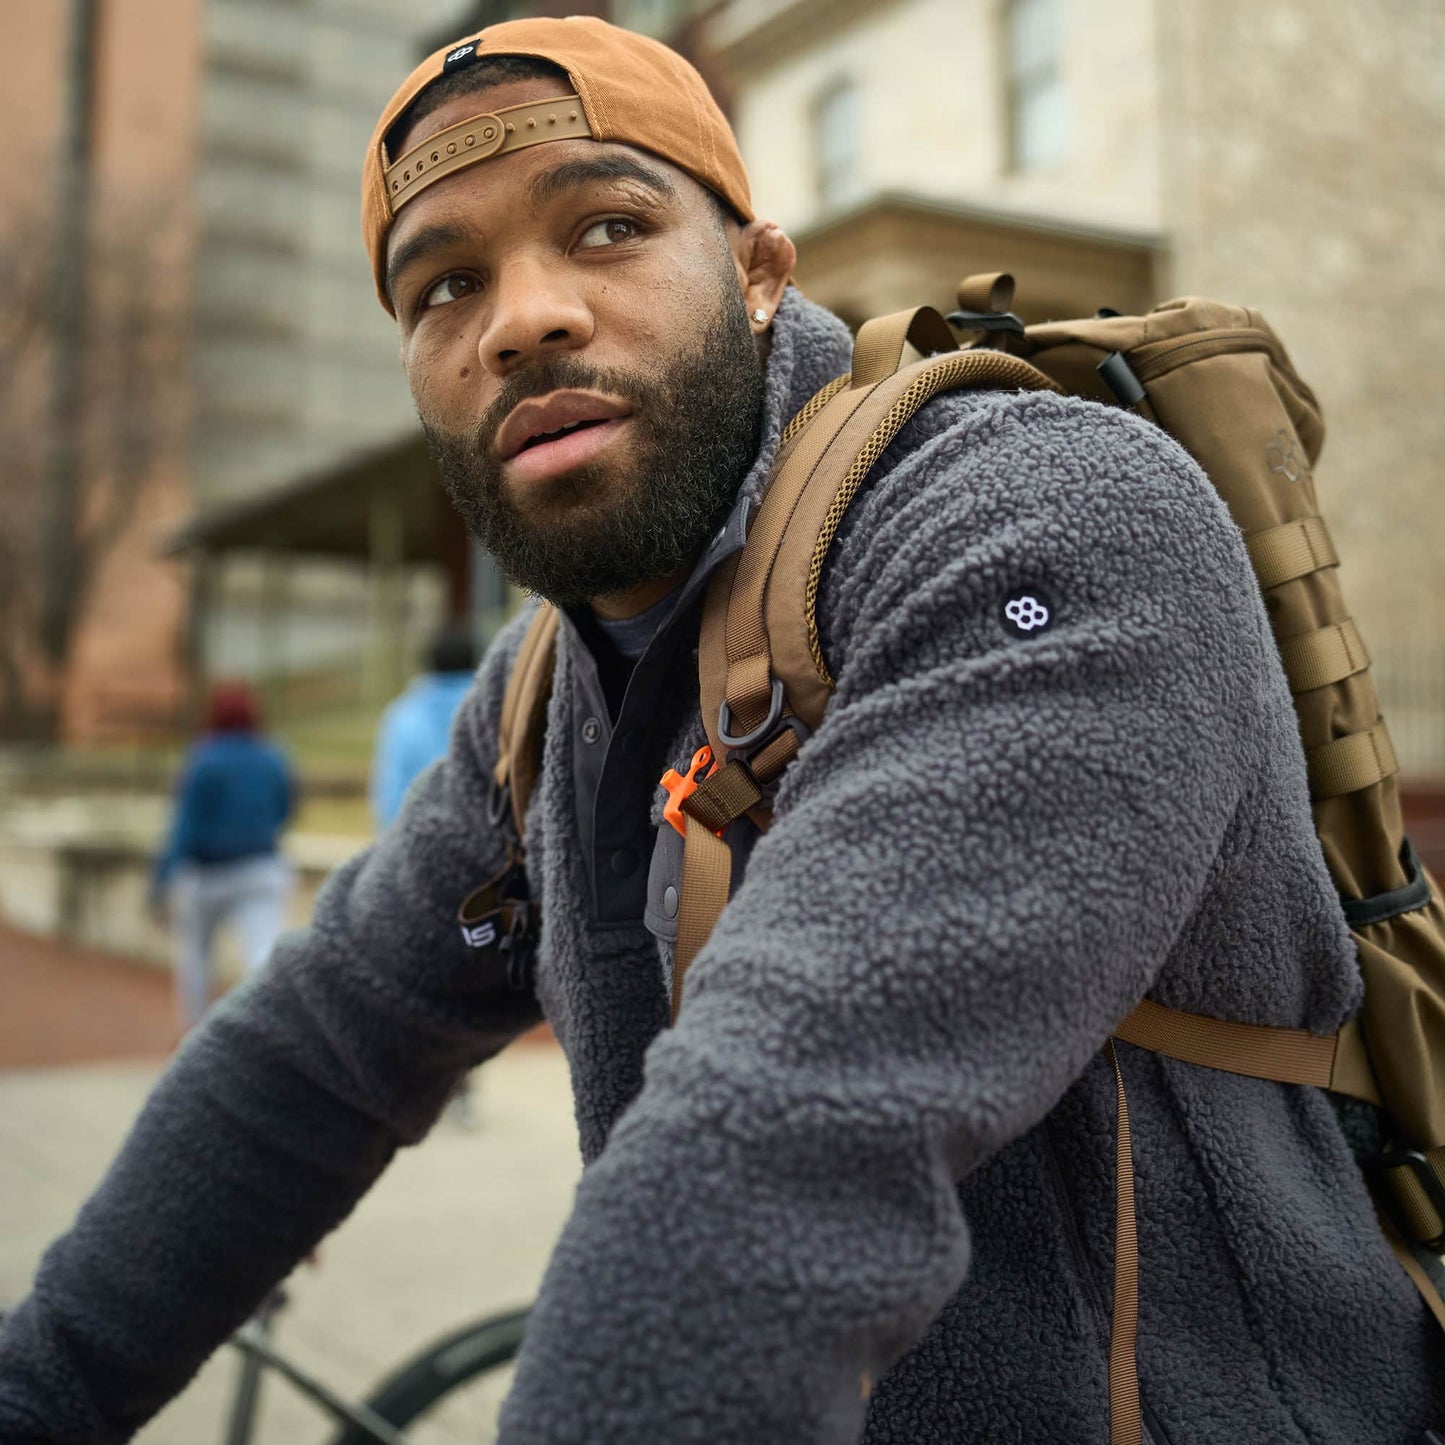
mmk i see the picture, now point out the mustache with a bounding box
[475,356,656,457]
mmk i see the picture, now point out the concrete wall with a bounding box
[1160,0,1445,770]
[0,792,357,972]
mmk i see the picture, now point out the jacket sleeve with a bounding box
[496,395,1280,1443]
[0,610,541,1445]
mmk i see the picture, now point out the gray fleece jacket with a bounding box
[1,290,1441,1443]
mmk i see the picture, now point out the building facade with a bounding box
[6,0,1442,771]
[708,0,1445,772]
[1,0,476,743]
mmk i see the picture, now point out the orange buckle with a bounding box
[661,745,716,837]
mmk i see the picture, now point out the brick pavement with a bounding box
[0,922,179,1069]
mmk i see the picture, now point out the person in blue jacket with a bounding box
[370,623,479,828]
[151,681,295,1028]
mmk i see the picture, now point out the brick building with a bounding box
[1,0,478,744]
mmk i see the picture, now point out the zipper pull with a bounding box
[660,745,715,837]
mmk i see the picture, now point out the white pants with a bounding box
[170,855,294,1028]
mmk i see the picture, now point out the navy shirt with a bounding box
[153,733,295,891]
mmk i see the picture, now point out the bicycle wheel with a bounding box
[328,1307,529,1445]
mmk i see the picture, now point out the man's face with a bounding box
[386,80,766,607]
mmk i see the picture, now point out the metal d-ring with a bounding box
[717,677,785,751]
[486,775,511,829]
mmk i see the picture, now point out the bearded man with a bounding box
[2,17,1441,1444]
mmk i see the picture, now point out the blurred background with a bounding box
[1,0,1443,1437]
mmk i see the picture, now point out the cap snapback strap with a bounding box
[384,94,592,212]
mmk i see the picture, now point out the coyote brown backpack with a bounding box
[488,275,1445,1444]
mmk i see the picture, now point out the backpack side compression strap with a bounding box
[1112,996,1380,1104]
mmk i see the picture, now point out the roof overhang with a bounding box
[789,190,1166,328]
[164,431,448,562]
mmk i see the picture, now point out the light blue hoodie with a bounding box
[370,670,475,827]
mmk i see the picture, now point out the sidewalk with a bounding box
[0,925,580,1443]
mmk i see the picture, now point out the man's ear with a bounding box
[732,220,796,332]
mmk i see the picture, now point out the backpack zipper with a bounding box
[1127,328,1276,383]
[1042,1124,1177,1445]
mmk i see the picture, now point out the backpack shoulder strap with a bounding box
[492,602,559,846]
[697,308,1059,775]
[676,312,1058,1010]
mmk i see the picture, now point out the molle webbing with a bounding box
[1277,620,1369,694]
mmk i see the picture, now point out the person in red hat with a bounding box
[150,681,296,1028]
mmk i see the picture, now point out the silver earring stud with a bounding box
[752,308,768,324]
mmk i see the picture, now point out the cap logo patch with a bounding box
[443,40,481,73]
[1001,589,1053,638]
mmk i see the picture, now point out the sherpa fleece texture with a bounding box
[2,289,1442,1443]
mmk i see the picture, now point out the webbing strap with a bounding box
[671,817,733,1023]
[1245,515,1338,590]
[1377,1198,1445,1333]
[850,306,961,389]
[683,759,764,834]
[1305,720,1398,800]
[1277,619,1369,694]
[1380,1145,1445,1248]
[1114,997,1334,1088]
[494,605,559,842]
[1106,1041,1142,1445]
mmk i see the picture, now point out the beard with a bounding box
[421,285,766,607]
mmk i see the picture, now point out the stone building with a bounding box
[709,0,1445,772]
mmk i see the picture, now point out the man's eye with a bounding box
[576,219,638,250]
[421,274,479,309]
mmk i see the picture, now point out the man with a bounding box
[2,17,1440,1443]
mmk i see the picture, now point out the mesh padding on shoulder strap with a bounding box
[802,351,1061,685]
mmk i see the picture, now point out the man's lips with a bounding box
[496,389,633,463]
[502,416,631,486]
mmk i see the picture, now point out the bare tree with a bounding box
[0,194,189,741]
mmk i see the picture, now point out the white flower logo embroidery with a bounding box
[1004,594,1051,632]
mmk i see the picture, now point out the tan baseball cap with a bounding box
[361,15,754,313]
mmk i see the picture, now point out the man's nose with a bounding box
[478,257,593,376]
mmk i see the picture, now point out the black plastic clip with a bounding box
[1098,351,1147,408]
[945,307,1026,338]
[1341,838,1433,930]
[486,775,511,829]
[718,678,785,751]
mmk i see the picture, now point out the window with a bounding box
[814,78,862,212]
[1005,0,1069,171]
